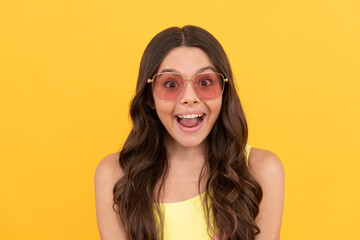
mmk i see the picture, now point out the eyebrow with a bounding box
[159,66,216,75]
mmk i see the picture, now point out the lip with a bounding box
[174,114,206,133]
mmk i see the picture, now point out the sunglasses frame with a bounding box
[147,71,228,101]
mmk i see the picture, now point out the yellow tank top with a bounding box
[154,144,252,240]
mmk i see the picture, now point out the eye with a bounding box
[164,80,179,88]
[198,78,212,87]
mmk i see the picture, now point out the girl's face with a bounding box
[152,46,223,149]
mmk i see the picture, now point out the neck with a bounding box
[164,134,207,163]
[153,134,209,201]
[163,134,209,182]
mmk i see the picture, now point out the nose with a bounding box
[179,79,200,104]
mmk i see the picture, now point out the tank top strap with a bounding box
[245,144,252,167]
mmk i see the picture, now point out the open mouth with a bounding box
[175,114,206,128]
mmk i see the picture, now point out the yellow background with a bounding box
[1,0,359,239]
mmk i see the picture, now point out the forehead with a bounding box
[157,46,215,76]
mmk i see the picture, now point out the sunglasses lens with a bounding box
[194,73,224,100]
[153,73,183,100]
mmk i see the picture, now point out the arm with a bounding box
[94,153,127,240]
[248,148,285,240]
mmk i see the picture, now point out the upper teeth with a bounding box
[177,114,203,119]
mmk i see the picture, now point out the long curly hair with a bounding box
[113,25,262,240]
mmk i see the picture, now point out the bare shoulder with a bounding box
[95,152,123,184]
[94,152,126,240]
[248,147,284,182]
[247,147,284,240]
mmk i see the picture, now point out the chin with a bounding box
[176,137,206,149]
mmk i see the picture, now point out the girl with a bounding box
[95,25,284,240]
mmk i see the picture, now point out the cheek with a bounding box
[210,99,223,119]
[154,101,174,124]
